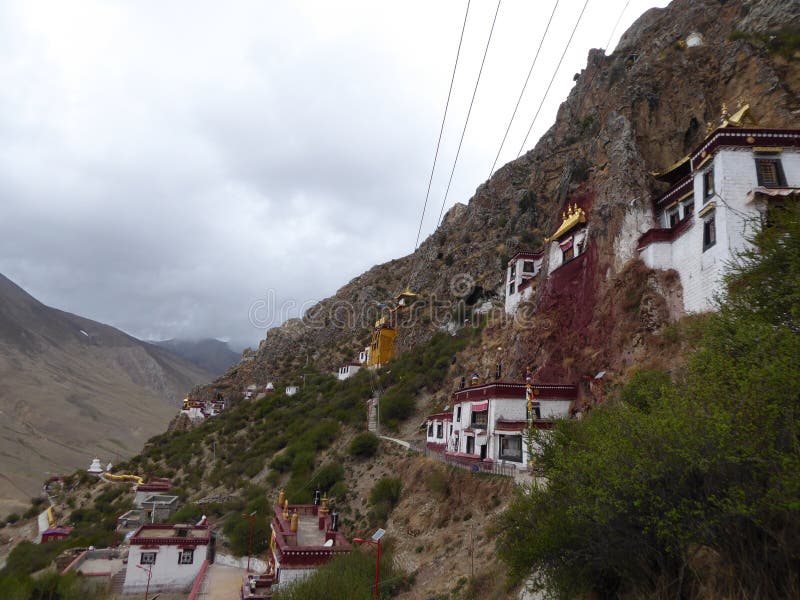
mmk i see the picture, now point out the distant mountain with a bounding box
[0,273,212,517]
[152,338,240,377]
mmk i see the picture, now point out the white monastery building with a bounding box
[123,523,212,595]
[504,251,544,314]
[638,102,800,312]
[426,381,577,470]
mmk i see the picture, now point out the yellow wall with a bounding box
[367,327,397,367]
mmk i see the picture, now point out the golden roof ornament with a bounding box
[545,203,587,242]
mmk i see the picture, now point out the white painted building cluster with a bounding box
[505,204,590,315]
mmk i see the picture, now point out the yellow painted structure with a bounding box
[366,323,398,367]
[104,473,145,485]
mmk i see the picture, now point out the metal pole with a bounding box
[247,517,254,573]
[144,566,151,600]
[374,539,381,600]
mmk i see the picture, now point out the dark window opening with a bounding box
[436,423,443,439]
[668,209,680,228]
[456,406,461,422]
[498,435,523,462]
[141,552,157,565]
[466,436,475,455]
[508,282,515,295]
[703,169,714,200]
[427,423,433,437]
[682,195,695,219]
[756,158,786,188]
[470,410,488,428]
[509,263,516,278]
[703,216,716,251]
[179,549,194,565]
[562,246,574,262]
[522,260,535,273]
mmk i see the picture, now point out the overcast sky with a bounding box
[0,0,669,350]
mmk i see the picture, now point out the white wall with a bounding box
[124,543,207,593]
[640,147,800,313]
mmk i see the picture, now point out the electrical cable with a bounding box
[435,0,504,229]
[487,0,560,179]
[413,0,472,254]
[516,0,591,159]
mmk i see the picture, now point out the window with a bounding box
[178,549,194,565]
[470,410,488,428]
[681,195,695,219]
[522,260,535,273]
[562,246,574,262]
[140,552,157,565]
[498,435,523,462]
[756,158,786,188]
[527,403,541,420]
[508,282,515,295]
[427,423,433,437]
[466,436,475,455]
[703,169,714,200]
[703,215,716,251]
[668,208,680,228]
[456,406,461,422]
[436,423,443,439]
[509,263,516,278]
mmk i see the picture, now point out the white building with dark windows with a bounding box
[123,523,212,594]
[546,204,589,275]
[504,251,544,314]
[426,381,577,470]
[424,411,452,451]
[638,103,800,312]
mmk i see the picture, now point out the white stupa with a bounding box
[87,458,104,475]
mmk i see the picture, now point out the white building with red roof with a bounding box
[427,381,577,470]
[122,523,212,594]
[504,250,544,314]
[638,103,800,312]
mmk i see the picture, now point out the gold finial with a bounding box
[736,95,745,110]
[320,494,329,516]
[720,102,730,124]
[283,498,289,520]
[278,489,285,508]
[706,121,714,135]
[290,510,298,532]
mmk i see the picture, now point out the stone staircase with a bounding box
[110,569,126,596]
[367,397,379,433]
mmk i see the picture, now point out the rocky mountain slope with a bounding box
[201,0,799,406]
[0,273,212,516]
[153,338,241,377]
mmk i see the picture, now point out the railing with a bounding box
[410,444,519,478]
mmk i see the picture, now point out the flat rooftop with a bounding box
[296,514,327,547]
[131,524,210,543]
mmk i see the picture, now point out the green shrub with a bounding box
[272,544,409,600]
[368,477,402,525]
[348,432,380,458]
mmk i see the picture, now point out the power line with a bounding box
[435,0,503,229]
[516,0,591,159]
[487,0,560,179]
[604,0,631,51]
[413,0,472,253]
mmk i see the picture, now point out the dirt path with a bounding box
[198,563,247,600]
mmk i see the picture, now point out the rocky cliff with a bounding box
[200,0,799,407]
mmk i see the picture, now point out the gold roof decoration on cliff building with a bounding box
[655,97,757,183]
[545,204,586,242]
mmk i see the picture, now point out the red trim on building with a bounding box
[470,401,489,411]
[508,250,544,265]
[426,442,447,452]
[130,523,211,547]
[425,412,453,421]
[453,381,577,403]
[637,216,694,250]
[494,419,555,431]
